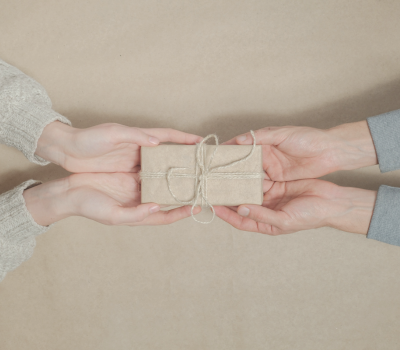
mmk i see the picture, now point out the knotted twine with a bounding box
[140,130,263,224]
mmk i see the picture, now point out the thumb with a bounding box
[235,128,284,146]
[111,203,160,225]
[237,204,288,228]
[114,126,160,146]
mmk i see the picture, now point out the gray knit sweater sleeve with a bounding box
[367,109,400,246]
[0,180,50,282]
[0,58,71,282]
[0,58,71,164]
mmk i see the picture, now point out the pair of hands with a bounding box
[215,120,378,235]
[25,119,378,236]
[24,122,202,226]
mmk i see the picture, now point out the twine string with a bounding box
[141,130,261,224]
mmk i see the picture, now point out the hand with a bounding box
[35,122,202,173]
[23,172,200,227]
[214,179,376,235]
[224,121,377,181]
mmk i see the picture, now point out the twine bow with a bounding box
[141,130,263,224]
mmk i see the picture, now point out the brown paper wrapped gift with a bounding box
[140,135,264,208]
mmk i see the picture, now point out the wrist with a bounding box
[325,186,377,235]
[35,121,76,167]
[326,120,378,171]
[23,177,73,226]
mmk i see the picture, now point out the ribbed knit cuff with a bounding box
[367,109,400,173]
[367,185,400,247]
[3,107,72,166]
[0,180,50,238]
[0,180,51,282]
[0,58,72,166]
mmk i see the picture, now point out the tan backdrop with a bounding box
[1,1,400,349]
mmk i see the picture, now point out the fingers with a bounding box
[214,206,278,234]
[234,128,286,146]
[111,204,202,226]
[135,205,202,225]
[237,204,288,228]
[234,131,255,145]
[140,128,203,145]
[131,165,141,173]
[221,137,239,145]
[263,179,274,192]
[112,125,161,146]
[214,206,256,230]
[110,202,160,224]
[112,126,202,146]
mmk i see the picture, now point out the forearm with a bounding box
[34,121,76,167]
[22,177,73,226]
[326,120,378,172]
[325,185,377,235]
[327,109,400,173]
[328,183,400,246]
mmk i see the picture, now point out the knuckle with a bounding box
[257,223,270,235]
[130,207,148,223]
[270,226,281,235]
[161,212,174,225]
[107,123,122,133]
[135,211,147,222]
[124,174,139,190]
[102,122,119,128]
[108,208,122,225]
[281,219,291,228]
[106,217,118,226]
[261,127,275,133]
[110,216,121,226]
[257,222,272,235]
[164,128,174,138]
[106,124,123,140]
[254,211,267,223]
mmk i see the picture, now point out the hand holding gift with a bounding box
[26,121,378,235]
[214,179,376,235]
[23,125,204,226]
[215,120,379,236]
[35,121,203,173]
[223,121,377,181]
[23,172,201,227]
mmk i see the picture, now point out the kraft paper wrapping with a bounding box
[140,145,264,206]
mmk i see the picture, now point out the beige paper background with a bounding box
[1,1,400,349]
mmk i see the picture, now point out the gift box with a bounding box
[140,134,264,209]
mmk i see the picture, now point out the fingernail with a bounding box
[149,137,159,145]
[193,206,202,214]
[237,135,247,142]
[238,206,250,217]
[149,205,160,213]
